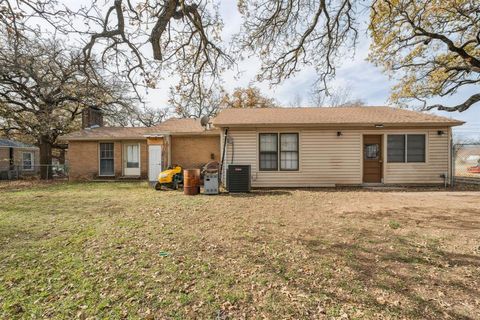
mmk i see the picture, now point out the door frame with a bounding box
[362,134,384,183]
[123,142,141,176]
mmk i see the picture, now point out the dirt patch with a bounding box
[0,182,479,319]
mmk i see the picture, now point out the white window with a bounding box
[22,152,34,170]
[126,144,139,168]
[99,143,114,176]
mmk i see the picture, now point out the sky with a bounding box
[64,0,479,140]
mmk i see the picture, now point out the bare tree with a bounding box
[290,92,304,108]
[220,87,277,109]
[237,0,359,89]
[135,107,169,127]
[309,85,365,107]
[329,86,353,107]
[0,34,134,179]
[79,0,233,102]
[4,0,476,114]
[105,106,169,127]
[0,0,358,101]
[169,77,224,119]
[309,88,327,107]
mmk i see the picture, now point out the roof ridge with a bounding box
[213,106,464,127]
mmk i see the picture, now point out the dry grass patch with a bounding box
[0,182,479,319]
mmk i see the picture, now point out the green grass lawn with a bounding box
[0,182,479,319]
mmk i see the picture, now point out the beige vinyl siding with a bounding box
[224,128,361,187]
[383,129,450,184]
[222,127,450,187]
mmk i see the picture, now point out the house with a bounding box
[0,139,40,179]
[60,108,220,181]
[213,107,464,187]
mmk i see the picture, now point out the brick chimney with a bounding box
[82,106,103,129]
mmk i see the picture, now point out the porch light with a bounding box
[337,131,342,136]
[437,130,445,136]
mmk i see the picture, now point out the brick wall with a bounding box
[68,141,99,180]
[67,140,148,180]
[140,142,148,177]
[171,135,220,169]
[68,136,219,180]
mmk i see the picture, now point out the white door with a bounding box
[148,145,162,181]
[124,143,141,176]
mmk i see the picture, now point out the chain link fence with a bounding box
[453,143,480,186]
[0,164,68,181]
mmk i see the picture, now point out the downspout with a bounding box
[450,128,455,188]
[220,128,229,184]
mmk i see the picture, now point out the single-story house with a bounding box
[213,107,464,187]
[60,116,220,181]
[0,139,40,179]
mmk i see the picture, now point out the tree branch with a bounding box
[425,93,480,112]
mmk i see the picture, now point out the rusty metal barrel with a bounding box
[184,169,200,195]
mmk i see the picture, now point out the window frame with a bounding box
[259,133,279,171]
[22,151,34,171]
[279,133,299,171]
[258,132,300,171]
[125,143,140,169]
[98,142,115,176]
[387,134,427,163]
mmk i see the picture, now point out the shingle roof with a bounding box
[150,118,215,133]
[0,139,37,148]
[213,106,464,127]
[60,118,219,141]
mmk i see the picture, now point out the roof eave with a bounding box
[145,131,220,136]
[0,145,38,149]
[213,122,464,128]
[59,136,147,142]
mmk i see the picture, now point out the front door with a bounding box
[148,145,162,182]
[363,135,383,183]
[124,143,140,176]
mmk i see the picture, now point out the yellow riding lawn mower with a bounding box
[154,165,183,190]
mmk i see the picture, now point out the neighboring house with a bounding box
[60,108,220,181]
[213,107,464,187]
[0,139,40,179]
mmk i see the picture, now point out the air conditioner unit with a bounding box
[226,165,251,193]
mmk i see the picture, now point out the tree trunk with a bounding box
[39,135,52,180]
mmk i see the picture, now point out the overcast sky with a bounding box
[65,1,479,139]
